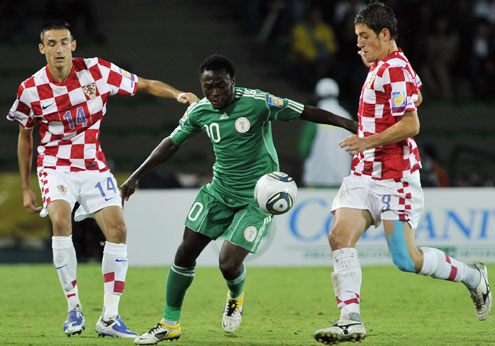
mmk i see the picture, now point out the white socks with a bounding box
[332,248,362,320]
[419,247,480,288]
[102,241,128,319]
[52,235,80,310]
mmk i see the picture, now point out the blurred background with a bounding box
[1,0,494,259]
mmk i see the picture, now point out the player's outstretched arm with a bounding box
[18,125,42,214]
[137,77,199,104]
[300,105,358,134]
[120,137,180,206]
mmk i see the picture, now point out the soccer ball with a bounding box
[254,171,298,215]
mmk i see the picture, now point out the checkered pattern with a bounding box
[104,271,126,294]
[353,49,422,180]
[7,57,138,172]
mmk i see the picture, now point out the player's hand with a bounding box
[22,188,42,214]
[339,135,368,155]
[177,92,199,104]
[120,178,138,207]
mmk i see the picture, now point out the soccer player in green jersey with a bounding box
[120,55,357,344]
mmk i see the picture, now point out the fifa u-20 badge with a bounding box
[268,95,284,107]
[391,91,406,111]
[82,83,97,100]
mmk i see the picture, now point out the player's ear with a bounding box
[231,76,236,88]
[380,28,391,41]
[39,43,45,55]
[71,39,77,52]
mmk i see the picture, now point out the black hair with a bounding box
[199,55,235,78]
[354,1,398,40]
[40,19,73,44]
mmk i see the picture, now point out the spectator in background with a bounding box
[420,14,459,100]
[289,5,338,89]
[470,18,495,99]
[474,0,495,24]
[300,78,353,187]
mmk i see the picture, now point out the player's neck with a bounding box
[382,41,398,61]
[48,62,73,83]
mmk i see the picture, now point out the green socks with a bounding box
[163,263,195,321]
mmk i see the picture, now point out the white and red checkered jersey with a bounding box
[7,57,138,172]
[353,48,422,180]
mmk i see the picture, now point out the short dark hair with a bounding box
[354,1,398,40]
[40,19,73,44]
[199,55,235,78]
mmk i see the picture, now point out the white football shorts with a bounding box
[37,169,122,221]
[331,171,424,229]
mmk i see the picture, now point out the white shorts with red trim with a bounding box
[37,169,122,221]
[331,171,424,229]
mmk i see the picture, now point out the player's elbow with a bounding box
[410,122,420,137]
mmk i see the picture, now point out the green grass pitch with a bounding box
[0,264,494,345]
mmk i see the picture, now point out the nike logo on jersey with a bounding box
[220,112,229,119]
[42,103,54,110]
[56,264,67,270]
[115,259,128,263]
[104,196,116,202]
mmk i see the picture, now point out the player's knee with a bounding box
[105,220,127,242]
[174,244,196,267]
[50,217,71,235]
[329,225,351,250]
[219,258,240,279]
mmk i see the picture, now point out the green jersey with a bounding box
[171,87,304,201]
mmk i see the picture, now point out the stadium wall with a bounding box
[125,188,495,266]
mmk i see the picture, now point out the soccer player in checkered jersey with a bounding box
[314,2,492,345]
[120,54,357,344]
[6,20,198,338]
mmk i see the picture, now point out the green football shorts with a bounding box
[184,183,273,253]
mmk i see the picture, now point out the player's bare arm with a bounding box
[137,77,199,104]
[300,105,358,134]
[417,89,423,107]
[340,110,419,155]
[120,137,180,205]
[17,125,42,213]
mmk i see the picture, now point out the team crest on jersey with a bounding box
[391,91,406,111]
[82,83,97,100]
[366,71,377,89]
[244,226,258,242]
[235,117,250,133]
[57,185,68,195]
[268,95,284,107]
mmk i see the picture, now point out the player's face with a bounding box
[200,69,235,109]
[39,29,76,69]
[355,24,387,64]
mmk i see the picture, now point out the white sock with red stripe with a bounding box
[52,235,81,310]
[419,247,480,289]
[332,248,362,320]
[102,241,128,320]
